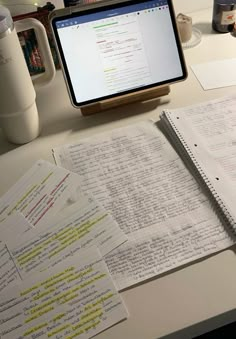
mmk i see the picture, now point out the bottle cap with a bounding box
[0,6,13,36]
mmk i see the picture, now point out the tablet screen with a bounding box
[51,0,187,107]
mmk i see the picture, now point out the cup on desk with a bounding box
[0,6,55,144]
[176,13,192,43]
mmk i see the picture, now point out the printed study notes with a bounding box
[6,193,127,279]
[53,118,235,291]
[0,160,128,338]
[0,247,128,339]
[0,159,82,227]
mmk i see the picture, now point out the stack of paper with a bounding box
[0,160,128,339]
[52,121,234,290]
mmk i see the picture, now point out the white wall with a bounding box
[173,0,213,14]
[0,0,213,17]
[0,0,64,16]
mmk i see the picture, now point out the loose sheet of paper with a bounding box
[0,247,128,339]
[6,193,127,280]
[53,121,234,290]
[191,58,236,90]
[0,213,32,293]
[0,160,85,228]
[0,242,20,293]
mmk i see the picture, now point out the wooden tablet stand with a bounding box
[80,85,170,116]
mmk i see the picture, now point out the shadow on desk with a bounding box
[0,98,168,155]
[40,98,168,137]
[159,248,236,338]
[0,130,21,155]
[193,22,214,35]
[160,309,236,339]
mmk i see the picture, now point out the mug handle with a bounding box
[15,17,56,89]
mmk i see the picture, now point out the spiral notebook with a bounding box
[160,94,236,233]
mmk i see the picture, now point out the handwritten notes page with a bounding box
[0,161,126,292]
[0,241,21,293]
[0,160,84,228]
[0,213,32,293]
[6,193,127,279]
[162,95,236,225]
[165,95,236,183]
[0,247,128,339]
[53,121,234,290]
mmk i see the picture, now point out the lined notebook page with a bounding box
[164,95,236,182]
[53,121,234,290]
[163,95,236,230]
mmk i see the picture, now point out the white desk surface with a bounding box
[1,7,236,339]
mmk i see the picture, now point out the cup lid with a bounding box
[215,0,236,4]
[0,6,13,35]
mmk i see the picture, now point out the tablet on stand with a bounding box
[50,0,187,115]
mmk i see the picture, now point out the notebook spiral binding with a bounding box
[163,110,236,237]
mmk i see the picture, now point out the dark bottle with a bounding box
[212,0,236,32]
